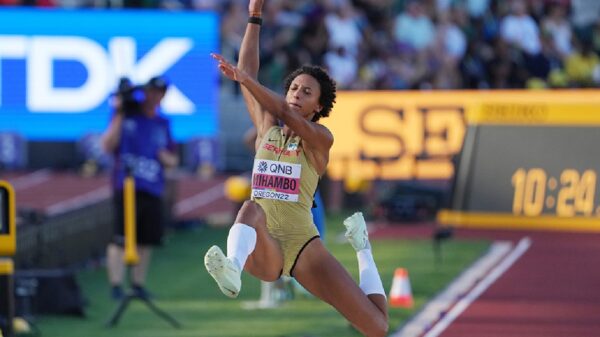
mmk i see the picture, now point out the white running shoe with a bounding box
[204,245,242,298]
[343,212,370,252]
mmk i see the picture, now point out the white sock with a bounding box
[226,223,257,270]
[357,249,386,297]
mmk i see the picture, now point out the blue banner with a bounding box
[0,8,219,141]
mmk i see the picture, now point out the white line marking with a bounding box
[423,237,531,337]
[174,183,225,216]
[392,241,513,337]
[46,186,111,216]
[9,169,51,190]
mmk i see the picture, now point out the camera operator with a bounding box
[101,76,179,300]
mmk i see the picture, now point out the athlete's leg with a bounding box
[293,241,388,337]
[234,200,283,281]
[205,200,283,298]
[343,212,386,313]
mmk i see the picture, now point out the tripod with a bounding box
[106,173,181,329]
[106,291,181,328]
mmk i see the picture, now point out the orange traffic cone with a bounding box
[389,268,413,308]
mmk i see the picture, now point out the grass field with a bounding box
[31,212,489,337]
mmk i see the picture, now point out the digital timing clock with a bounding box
[438,95,600,232]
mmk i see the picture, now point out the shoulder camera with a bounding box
[114,77,145,115]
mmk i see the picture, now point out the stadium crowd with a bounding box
[2,0,599,90]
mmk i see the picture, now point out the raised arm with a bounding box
[212,53,333,174]
[238,0,276,150]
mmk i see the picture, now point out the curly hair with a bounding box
[283,65,337,122]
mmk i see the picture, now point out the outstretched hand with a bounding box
[248,0,264,14]
[211,53,248,83]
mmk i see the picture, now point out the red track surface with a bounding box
[5,171,599,336]
[2,170,110,215]
[373,225,600,337]
[1,170,234,221]
[173,174,233,220]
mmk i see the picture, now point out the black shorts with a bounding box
[113,190,164,246]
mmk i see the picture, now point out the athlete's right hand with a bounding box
[248,0,264,15]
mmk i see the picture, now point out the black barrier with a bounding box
[0,259,15,337]
[14,269,86,318]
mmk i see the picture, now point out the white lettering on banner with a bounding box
[28,36,110,112]
[109,37,137,86]
[0,35,194,114]
[0,35,28,107]
[109,37,195,115]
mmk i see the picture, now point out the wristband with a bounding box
[248,16,263,25]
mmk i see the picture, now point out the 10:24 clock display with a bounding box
[512,168,597,217]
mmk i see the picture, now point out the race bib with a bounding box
[252,159,301,202]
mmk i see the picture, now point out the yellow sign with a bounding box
[469,90,600,125]
[323,90,600,181]
[323,91,468,180]
[0,181,16,256]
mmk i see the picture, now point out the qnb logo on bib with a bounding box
[252,159,301,202]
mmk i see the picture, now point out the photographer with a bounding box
[101,76,179,300]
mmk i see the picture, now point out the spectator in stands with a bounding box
[592,18,600,55]
[500,0,542,56]
[571,0,600,42]
[101,76,179,300]
[565,37,600,87]
[431,10,467,88]
[298,3,329,66]
[460,40,490,89]
[542,3,573,60]
[3,0,598,90]
[393,0,435,52]
[324,0,364,58]
[466,0,491,19]
[487,38,527,88]
[325,46,359,89]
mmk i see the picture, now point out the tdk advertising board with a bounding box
[0,9,219,141]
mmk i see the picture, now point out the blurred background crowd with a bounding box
[2,0,600,91]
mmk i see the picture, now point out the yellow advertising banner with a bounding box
[322,90,600,181]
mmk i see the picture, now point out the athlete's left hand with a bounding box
[211,53,249,84]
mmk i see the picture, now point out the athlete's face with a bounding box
[286,74,322,120]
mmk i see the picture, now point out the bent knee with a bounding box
[262,271,281,282]
[235,200,266,226]
[359,315,387,337]
[368,320,388,337]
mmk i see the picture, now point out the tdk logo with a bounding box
[0,35,194,115]
[0,9,218,140]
